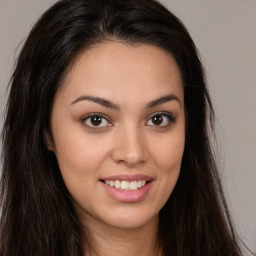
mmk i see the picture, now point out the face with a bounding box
[48,41,185,230]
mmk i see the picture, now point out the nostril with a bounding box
[110,134,148,166]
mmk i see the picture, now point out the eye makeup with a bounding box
[80,111,176,131]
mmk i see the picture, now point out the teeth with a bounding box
[129,181,137,190]
[115,180,121,189]
[121,180,130,190]
[104,180,147,191]
[109,181,115,187]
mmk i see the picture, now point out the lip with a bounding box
[101,174,154,182]
[100,174,154,203]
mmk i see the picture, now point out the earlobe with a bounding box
[44,131,55,152]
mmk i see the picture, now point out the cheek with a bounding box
[148,129,185,206]
[53,132,111,178]
[150,130,185,171]
[52,133,113,208]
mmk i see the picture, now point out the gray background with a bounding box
[0,0,255,253]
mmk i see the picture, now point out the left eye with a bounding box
[82,114,111,128]
[146,113,174,127]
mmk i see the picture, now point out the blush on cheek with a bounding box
[154,141,184,169]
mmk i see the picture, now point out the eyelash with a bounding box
[81,112,176,130]
[145,112,176,128]
[81,113,112,129]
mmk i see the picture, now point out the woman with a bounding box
[0,0,244,255]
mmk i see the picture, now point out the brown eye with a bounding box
[146,113,175,127]
[82,114,111,128]
[152,115,163,125]
[90,116,103,126]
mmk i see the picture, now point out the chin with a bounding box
[98,207,159,230]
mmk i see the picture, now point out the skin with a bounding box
[47,41,185,256]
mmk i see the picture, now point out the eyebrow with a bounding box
[71,95,120,110]
[70,94,181,110]
[146,94,181,108]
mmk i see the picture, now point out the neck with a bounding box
[83,215,161,256]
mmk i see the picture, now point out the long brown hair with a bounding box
[1,0,243,255]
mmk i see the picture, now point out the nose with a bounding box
[111,125,148,167]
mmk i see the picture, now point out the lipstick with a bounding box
[100,174,154,203]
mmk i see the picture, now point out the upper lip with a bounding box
[100,174,154,182]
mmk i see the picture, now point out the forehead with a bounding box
[57,41,184,106]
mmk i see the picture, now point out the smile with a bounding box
[100,174,154,203]
[104,180,147,191]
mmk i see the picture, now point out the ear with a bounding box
[44,131,55,152]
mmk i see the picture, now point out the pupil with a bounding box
[152,115,163,125]
[91,116,102,126]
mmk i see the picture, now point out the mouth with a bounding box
[100,174,154,202]
[100,179,150,191]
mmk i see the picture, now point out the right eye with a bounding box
[81,113,112,129]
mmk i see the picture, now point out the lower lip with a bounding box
[101,181,153,203]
